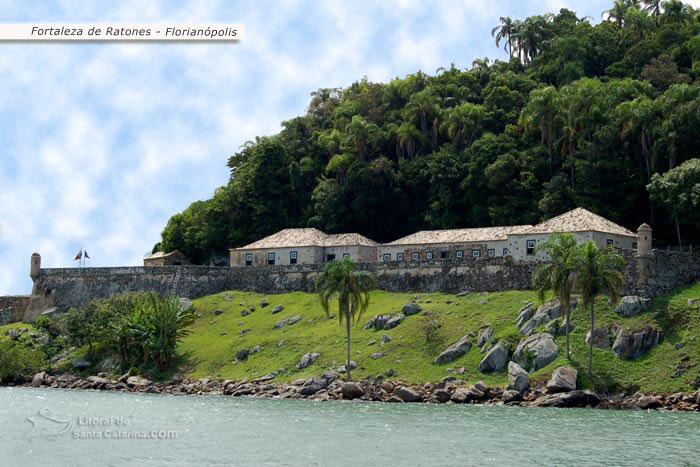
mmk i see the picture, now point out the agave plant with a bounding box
[109,293,194,371]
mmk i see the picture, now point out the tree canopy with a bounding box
[158,1,700,263]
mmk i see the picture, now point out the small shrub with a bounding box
[34,316,62,340]
[418,311,443,344]
[0,340,44,380]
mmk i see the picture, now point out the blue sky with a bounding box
[2,0,698,295]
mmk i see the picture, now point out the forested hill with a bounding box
[157,1,700,264]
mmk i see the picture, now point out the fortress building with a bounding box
[231,208,638,266]
[229,228,379,267]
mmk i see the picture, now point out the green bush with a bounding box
[418,311,443,345]
[111,293,194,371]
[34,316,62,340]
[0,340,44,380]
[59,292,151,351]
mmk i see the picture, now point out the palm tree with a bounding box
[642,0,662,23]
[396,122,421,159]
[442,102,485,149]
[519,86,561,175]
[574,242,625,378]
[531,232,579,359]
[603,1,628,26]
[491,16,516,59]
[317,258,376,380]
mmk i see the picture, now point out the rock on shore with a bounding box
[8,371,700,411]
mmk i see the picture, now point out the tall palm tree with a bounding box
[491,16,516,59]
[603,1,628,27]
[642,0,662,23]
[531,232,579,359]
[574,242,625,378]
[519,86,561,175]
[317,258,376,380]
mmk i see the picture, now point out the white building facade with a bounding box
[230,208,642,266]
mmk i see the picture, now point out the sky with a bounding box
[2,0,700,295]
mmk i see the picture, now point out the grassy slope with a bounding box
[1,283,698,393]
[178,282,700,393]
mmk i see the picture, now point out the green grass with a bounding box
[2,283,699,393]
[179,283,700,392]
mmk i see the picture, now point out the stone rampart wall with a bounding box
[0,296,30,325]
[21,249,700,322]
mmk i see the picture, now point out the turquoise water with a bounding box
[1,387,699,466]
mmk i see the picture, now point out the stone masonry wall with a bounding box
[0,296,30,325]
[23,249,700,322]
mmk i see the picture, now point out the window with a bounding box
[267,252,275,265]
[326,254,336,262]
[426,252,433,259]
[487,249,495,258]
[383,253,391,262]
[441,251,449,259]
[526,240,536,256]
[472,249,481,258]
[245,253,253,266]
[290,251,297,264]
[411,252,419,261]
[397,253,404,261]
[632,242,638,249]
[342,253,350,259]
[456,250,463,258]
[606,239,614,246]
[503,248,509,256]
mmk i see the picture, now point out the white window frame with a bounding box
[472,249,481,258]
[383,253,391,262]
[411,252,419,261]
[606,239,614,246]
[426,251,433,260]
[267,252,276,265]
[290,251,298,264]
[342,253,350,259]
[245,253,253,266]
[397,253,404,261]
[526,240,536,256]
[502,248,509,256]
[456,250,463,258]
[487,249,495,258]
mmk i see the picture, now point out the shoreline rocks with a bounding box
[5,371,700,412]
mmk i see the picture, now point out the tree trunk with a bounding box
[345,309,352,381]
[569,137,576,190]
[565,306,570,360]
[588,302,594,379]
[675,216,682,249]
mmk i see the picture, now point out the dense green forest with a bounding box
[157,0,700,264]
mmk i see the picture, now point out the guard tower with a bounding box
[30,252,41,280]
[636,224,652,257]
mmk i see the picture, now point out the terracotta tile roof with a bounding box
[520,208,635,236]
[145,250,185,259]
[385,225,533,246]
[325,233,379,247]
[233,228,378,249]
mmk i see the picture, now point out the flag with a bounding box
[74,250,82,261]
[84,251,90,259]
